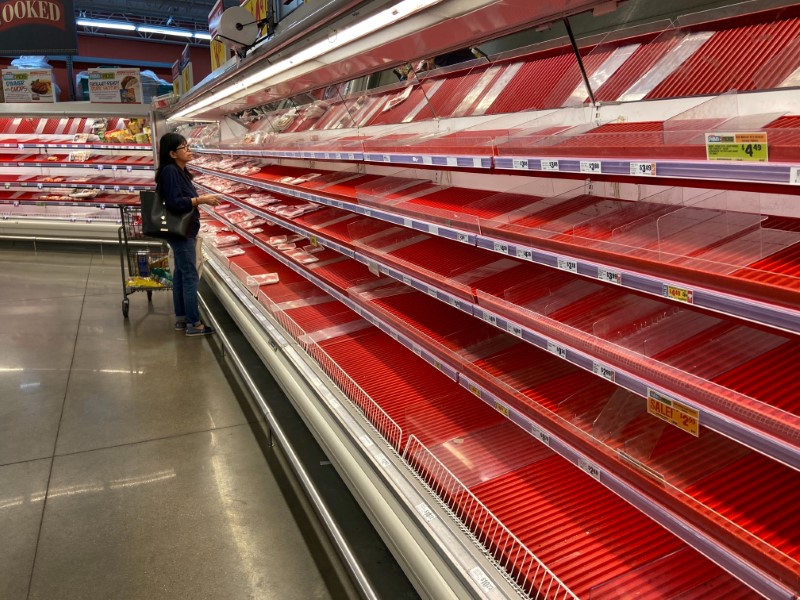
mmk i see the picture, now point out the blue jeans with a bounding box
[169,237,200,325]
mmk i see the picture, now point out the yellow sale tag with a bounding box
[705,132,768,161]
[647,389,700,437]
[495,402,509,417]
[663,284,693,304]
[469,383,482,398]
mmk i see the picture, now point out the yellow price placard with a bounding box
[468,383,482,398]
[705,132,768,161]
[647,389,700,437]
[495,402,509,417]
[662,284,693,304]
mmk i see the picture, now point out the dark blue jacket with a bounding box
[159,163,200,238]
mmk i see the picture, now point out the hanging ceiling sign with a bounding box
[0,0,78,54]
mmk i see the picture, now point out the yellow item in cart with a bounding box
[126,276,164,289]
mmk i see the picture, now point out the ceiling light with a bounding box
[170,0,444,120]
[194,32,212,40]
[138,25,194,37]
[77,18,136,31]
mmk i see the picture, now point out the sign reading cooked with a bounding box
[0,0,77,54]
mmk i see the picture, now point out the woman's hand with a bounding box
[197,194,220,207]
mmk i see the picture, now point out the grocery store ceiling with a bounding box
[74,0,227,29]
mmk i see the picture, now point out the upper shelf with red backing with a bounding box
[188,5,800,188]
[198,221,768,598]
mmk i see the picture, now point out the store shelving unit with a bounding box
[0,102,154,244]
[164,1,800,598]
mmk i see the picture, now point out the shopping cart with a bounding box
[118,205,172,318]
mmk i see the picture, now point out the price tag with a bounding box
[111,165,118,171]
[495,402,509,417]
[468,383,482,398]
[472,157,483,168]
[37,183,43,190]
[630,162,656,176]
[557,256,578,273]
[540,158,559,171]
[126,165,133,173]
[446,157,458,167]
[547,341,567,360]
[530,423,550,446]
[469,568,496,592]
[415,503,436,523]
[662,283,693,304]
[579,458,601,480]
[456,232,469,243]
[507,322,523,338]
[516,247,533,261]
[114,185,120,192]
[426,287,438,298]
[647,388,700,437]
[483,312,497,326]
[580,160,602,174]
[375,453,391,469]
[13,200,19,207]
[382,154,391,163]
[18,143,24,149]
[511,158,529,170]
[128,186,135,192]
[791,167,800,185]
[493,241,509,254]
[403,218,412,228]
[592,362,616,382]
[96,164,104,171]
[411,344,423,357]
[598,267,621,285]
[402,275,412,286]
[705,132,768,161]
[3,183,9,190]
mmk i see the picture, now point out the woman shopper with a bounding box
[155,132,220,336]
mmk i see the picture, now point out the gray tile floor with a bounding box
[0,248,332,600]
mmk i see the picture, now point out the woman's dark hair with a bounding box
[155,132,192,183]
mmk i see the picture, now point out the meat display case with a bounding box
[0,102,154,244]
[164,1,800,598]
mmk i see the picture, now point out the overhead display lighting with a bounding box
[194,32,212,40]
[170,0,446,120]
[137,25,195,37]
[76,18,136,31]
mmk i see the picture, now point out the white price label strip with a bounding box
[415,503,437,522]
[557,256,578,273]
[790,167,800,185]
[630,161,656,176]
[512,158,529,170]
[530,423,550,446]
[540,158,559,171]
[592,362,616,382]
[598,267,621,284]
[580,160,602,174]
[493,241,509,254]
[547,341,567,360]
[580,458,601,480]
[469,567,496,592]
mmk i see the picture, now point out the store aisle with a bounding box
[0,248,333,600]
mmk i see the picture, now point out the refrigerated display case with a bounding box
[0,102,155,245]
[164,1,800,598]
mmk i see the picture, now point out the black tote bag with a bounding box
[140,188,194,240]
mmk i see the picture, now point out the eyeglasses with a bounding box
[174,145,190,152]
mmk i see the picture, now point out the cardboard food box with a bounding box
[2,69,56,103]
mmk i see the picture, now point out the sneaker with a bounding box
[186,323,214,336]
[174,321,187,331]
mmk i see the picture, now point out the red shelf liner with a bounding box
[217,233,757,597]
